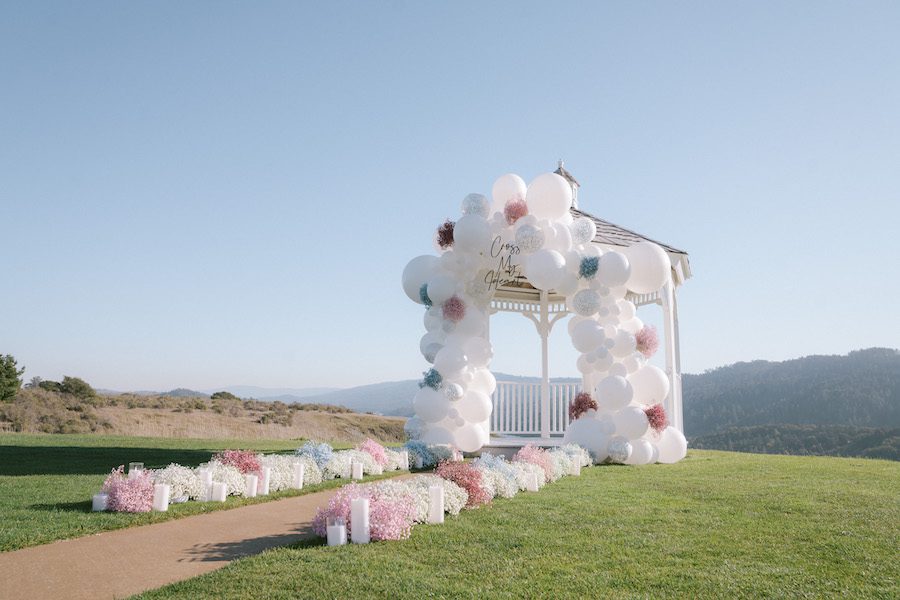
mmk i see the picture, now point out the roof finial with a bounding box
[558,159,564,170]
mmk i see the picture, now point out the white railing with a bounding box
[491,381,581,437]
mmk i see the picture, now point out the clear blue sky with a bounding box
[2,2,898,391]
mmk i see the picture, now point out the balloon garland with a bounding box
[402,171,688,463]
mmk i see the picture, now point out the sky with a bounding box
[2,2,898,391]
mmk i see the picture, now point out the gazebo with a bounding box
[486,162,691,447]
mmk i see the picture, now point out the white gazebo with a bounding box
[487,162,691,448]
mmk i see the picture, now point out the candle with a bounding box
[258,467,271,495]
[152,484,170,512]
[427,485,445,524]
[197,468,213,501]
[568,461,581,476]
[128,462,144,474]
[526,472,540,492]
[326,516,347,546]
[350,498,370,544]
[92,492,108,512]
[292,462,305,489]
[211,481,227,502]
[351,461,363,480]
[244,474,258,498]
[400,450,410,471]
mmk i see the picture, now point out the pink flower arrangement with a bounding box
[442,295,466,323]
[645,403,669,433]
[568,392,598,421]
[512,445,553,483]
[212,450,261,474]
[357,439,389,467]
[435,461,491,508]
[635,325,659,358]
[504,198,528,225]
[101,466,154,512]
[436,219,455,249]
[312,483,417,541]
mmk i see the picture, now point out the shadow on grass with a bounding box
[30,500,93,513]
[179,524,318,562]
[0,446,223,476]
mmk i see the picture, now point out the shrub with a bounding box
[211,391,240,401]
[59,376,95,399]
[0,355,25,402]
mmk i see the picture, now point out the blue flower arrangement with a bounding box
[579,256,599,279]
[419,283,432,307]
[295,441,333,470]
[419,368,442,390]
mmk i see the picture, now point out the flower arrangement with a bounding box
[579,256,599,279]
[513,445,554,483]
[258,454,319,492]
[436,219,455,249]
[645,403,668,433]
[382,448,406,471]
[293,454,324,485]
[102,466,154,512]
[635,325,659,358]
[151,463,203,500]
[408,475,467,515]
[559,444,592,467]
[503,198,528,225]
[473,453,523,497]
[435,461,491,508]
[419,283,432,307]
[312,483,417,542]
[568,392,598,421]
[295,441,333,470]
[207,460,246,496]
[475,463,518,499]
[368,480,431,523]
[357,439,389,467]
[323,449,379,479]
[212,450,261,475]
[404,440,452,468]
[545,449,573,481]
[419,368,442,391]
[511,460,546,490]
[442,295,466,323]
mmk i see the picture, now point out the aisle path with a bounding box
[0,477,409,600]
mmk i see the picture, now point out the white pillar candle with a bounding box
[400,450,410,471]
[152,483,171,512]
[258,467,271,495]
[292,462,305,489]
[211,481,227,502]
[197,468,213,501]
[569,461,581,476]
[351,461,364,480]
[128,462,144,477]
[350,498,370,544]
[527,472,540,492]
[92,492,108,512]
[244,474,258,498]
[326,519,347,546]
[427,485,445,524]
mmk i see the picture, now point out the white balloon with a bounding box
[609,362,628,378]
[625,241,671,294]
[413,387,450,423]
[419,331,444,360]
[556,272,580,296]
[423,307,442,332]
[595,375,633,411]
[524,249,566,291]
[623,353,643,374]
[562,416,612,463]
[616,300,636,322]
[491,173,527,215]
[461,193,490,218]
[526,173,572,220]
[463,337,493,367]
[607,436,632,464]
[570,217,597,245]
[624,439,654,465]
[454,214,492,253]
[515,223,545,254]
[420,426,455,446]
[425,274,456,305]
[597,251,631,288]
[613,405,650,439]
[611,329,637,358]
[619,317,644,335]
[629,365,670,405]
[656,426,688,463]
[570,320,606,353]
[402,255,440,303]
[452,423,483,453]
[455,307,486,337]
[567,314,590,336]
[571,288,602,316]
[457,390,492,422]
[471,368,497,395]
[551,222,573,252]
[404,415,424,439]
[577,354,592,374]
[433,345,467,376]
[446,383,465,401]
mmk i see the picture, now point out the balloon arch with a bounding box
[402,168,689,464]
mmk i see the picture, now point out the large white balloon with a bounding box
[457,390,492,422]
[433,345,468,376]
[461,193,490,218]
[491,174,527,215]
[595,375,633,411]
[597,251,631,288]
[625,241,671,294]
[656,426,688,463]
[610,329,637,358]
[515,223,545,254]
[571,320,606,353]
[524,249,566,291]
[425,274,456,305]
[402,255,439,303]
[562,416,612,463]
[613,405,650,439]
[454,214,492,254]
[463,337,493,367]
[629,365,670,405]
[420,426,455,446]
[404,415,424,439]
[571,288,602,316]
[570,217,597,245]
[413,387,449,423]
[452,423,484,452]
[471,368,497,395]
[419,331,444,362]
[624,439,654,465]
[526,173,573,220]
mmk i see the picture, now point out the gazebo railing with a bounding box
[491,381,581,437]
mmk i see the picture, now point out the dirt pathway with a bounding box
[0,480,399,600]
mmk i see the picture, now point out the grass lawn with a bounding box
[135,451,899,599]
[0,433,392,552]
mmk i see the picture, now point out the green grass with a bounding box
[135,451,899,599]
[0,433,393,552]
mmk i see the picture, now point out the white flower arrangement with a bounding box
[510,461,546,490]
[293,454,324,485]
[151,463,204,500]
[560,443,592,467]
[382,448,406,471]
[322,449,379,479]
[475,464,519,499]
[259,454,297,492]
[408,474,467,515]
[368,480,431,523]
[545,450,571,482]
[207,460,246,496]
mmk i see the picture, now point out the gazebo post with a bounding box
[660,278,683,433]
[539,290,551,439]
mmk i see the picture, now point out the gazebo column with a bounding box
[539,291,551,439]
[660,278,683,433]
